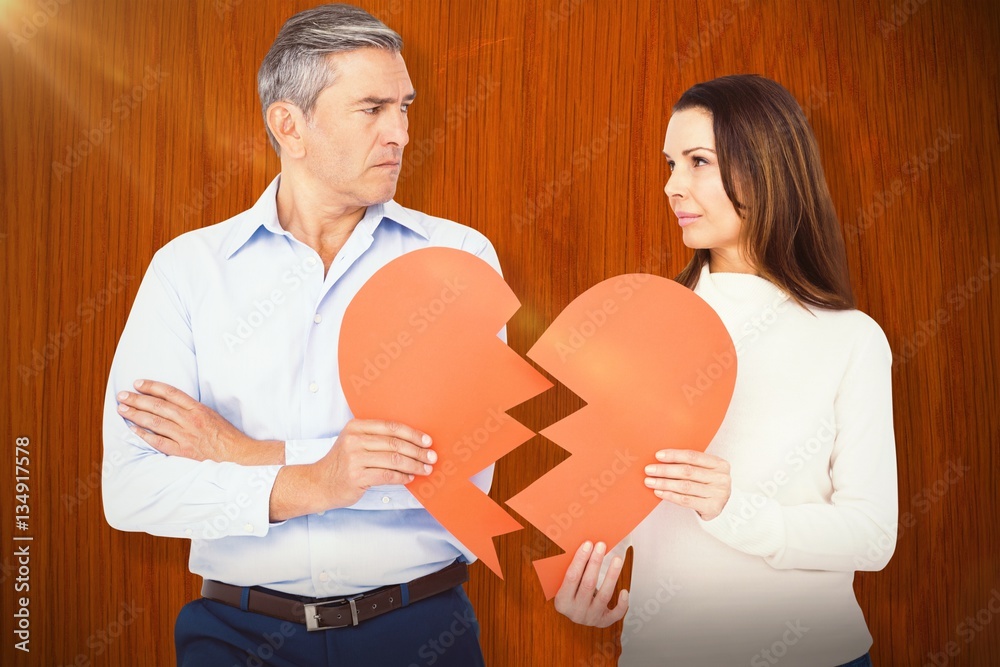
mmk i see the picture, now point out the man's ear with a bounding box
[267,101,308,159]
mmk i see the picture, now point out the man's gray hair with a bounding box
[257,4,403,154]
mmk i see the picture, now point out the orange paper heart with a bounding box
[506,274,736,598]
[340,252,735,592]
[339,247,553,578]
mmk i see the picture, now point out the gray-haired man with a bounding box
[104,5,495,665]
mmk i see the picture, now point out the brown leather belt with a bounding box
[201,560,468,631]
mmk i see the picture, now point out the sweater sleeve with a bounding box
[697,322,898,571]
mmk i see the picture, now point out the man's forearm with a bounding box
[234,439,285,466]
[269,464,327,522]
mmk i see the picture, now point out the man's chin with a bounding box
[366,182,399,206]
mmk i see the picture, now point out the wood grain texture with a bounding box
[1,0,997,664]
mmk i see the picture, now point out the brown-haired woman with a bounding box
[555,75,897,667]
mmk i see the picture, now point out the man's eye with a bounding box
[363,107,380,115]
[401,104,410,114]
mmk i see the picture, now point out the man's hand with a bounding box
[269,419,437,521]
[116,380,284,466]
[644,449,732,521]
[554,541,629,627]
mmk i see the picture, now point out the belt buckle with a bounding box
[303,594,363,631]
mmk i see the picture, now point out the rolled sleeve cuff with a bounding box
[185,464,283,539]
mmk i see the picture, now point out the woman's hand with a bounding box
[553,541,629,627]
[116,379,284,465]
[645,449,732,521]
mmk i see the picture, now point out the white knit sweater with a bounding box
[609,264,898,667]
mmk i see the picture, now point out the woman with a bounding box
[555,75,897,667]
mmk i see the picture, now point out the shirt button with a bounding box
[244,523,254,533]
[309,382,318,393]
[319,572,330,582]
[317,510,325,516]
[313,314,323,324]
[381,496,390,504]
[184,529,192,537]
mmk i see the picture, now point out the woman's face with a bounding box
[663,108,752,273]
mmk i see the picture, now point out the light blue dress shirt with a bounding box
[103,174,502,596]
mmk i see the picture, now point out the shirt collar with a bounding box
[223,174,429,259]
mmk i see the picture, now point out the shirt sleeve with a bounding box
[285,438,335,465]
[697,323,899,571]
[102,246,282,539]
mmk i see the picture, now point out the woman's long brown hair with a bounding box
[673,75,856,310]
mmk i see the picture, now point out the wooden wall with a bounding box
[2,0,998,664]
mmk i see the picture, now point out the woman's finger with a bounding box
[574,541,607,602]
[555,541,596,612]
[645,476,719,498]
[654,448,727,469]
[644,462,722,484]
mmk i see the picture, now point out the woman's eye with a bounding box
[666,161,675,171]
[693,156,709,166]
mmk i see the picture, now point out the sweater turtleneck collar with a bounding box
[695,263,790,306]
[692,264,796,340]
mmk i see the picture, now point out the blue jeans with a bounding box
[836,653,873,667]
[175,585,484,667]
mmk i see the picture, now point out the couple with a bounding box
[103,4,896,666]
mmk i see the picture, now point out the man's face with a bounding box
[299,48,415,207]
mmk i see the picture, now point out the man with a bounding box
[103,5,495,665]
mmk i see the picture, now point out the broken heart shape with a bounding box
[340,248,736,594]
[507,272,737,598]
[339,247,553,577]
